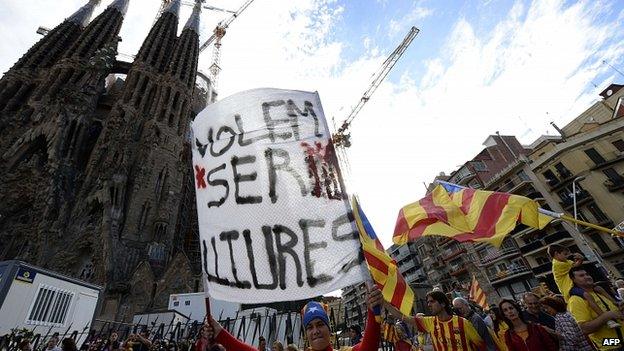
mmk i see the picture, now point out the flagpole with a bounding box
[538,208,623,236]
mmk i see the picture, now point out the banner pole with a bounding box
[538,208,624,236]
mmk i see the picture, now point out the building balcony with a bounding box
[531,262,552,275]
[588,151,624,171]
[526,190,544,201]
[543,230,573,244]
[450,266,468,277]
[480,245,520,265]
[443,247,467,261]
[560,190,592,210]
[519,240,544,254]
[487,265,531,284]
[604,176,624,192]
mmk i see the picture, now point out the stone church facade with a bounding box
[0,0,212,321]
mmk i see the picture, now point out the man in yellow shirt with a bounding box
[567,266,624,350]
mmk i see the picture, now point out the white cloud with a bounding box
[388,5,433,37]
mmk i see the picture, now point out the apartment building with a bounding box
[388,241,431,312]
[341,282,368,328]
[528,83,624,275]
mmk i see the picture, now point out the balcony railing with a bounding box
[443,247,466,261]
[588,151,624,171]
[560,190,592,210]
[532,262,552,275]
[450,266,468,277]
[487,265,531,283]
[480,246,520,264]
[519,240,544,254]
[544,230,572,244]
[604,176,624,192]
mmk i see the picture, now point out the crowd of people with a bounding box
[5,243,624,351]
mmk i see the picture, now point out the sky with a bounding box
[1,0,624,248]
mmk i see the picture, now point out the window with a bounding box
[174,301,179,307]
[472,161,487,172]
[27,285,73,326]
[542,169,559,185]
[613,139,624,152]
[516,170,530,181]
[576,210,589,222]
[557,189,571,202]
[584,148,606,165]
[554,163,572,178]
[587,204,609,222]
[185,301,190,306]
[536,256,549,265]
[591,233,612,254]
[603,168,623,182]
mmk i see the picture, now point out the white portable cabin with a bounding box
[0,260,101,343]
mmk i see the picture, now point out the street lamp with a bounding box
[572,176,586,229]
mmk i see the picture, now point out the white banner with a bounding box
[191,88,366,303]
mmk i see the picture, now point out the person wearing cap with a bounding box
[204,285,383,350]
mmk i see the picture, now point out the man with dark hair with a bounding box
[387,290,484,350]
[348,325,362,346]
[258,336,267,351]
[568,266,624,350]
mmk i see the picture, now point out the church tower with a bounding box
[0,0,210,321]
[0,0,100,112]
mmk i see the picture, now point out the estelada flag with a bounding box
[393,181,552,248]
[469,275,488,309]
[353,197,414,319]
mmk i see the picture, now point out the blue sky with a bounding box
[1,0,623,246]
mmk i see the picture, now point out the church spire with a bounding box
[183,0,202,33]
[163,0,182,16]
[67,0,101,27]
[108,0,130,15]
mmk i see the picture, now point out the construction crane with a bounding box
[154,1,235,27]
[154,0,256,86]
[198,0,256,86]
[332,26,419,148]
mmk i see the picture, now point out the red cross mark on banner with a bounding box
[195,165,207,189]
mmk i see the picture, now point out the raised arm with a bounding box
[353,285,383,351]
[206,315,258,351]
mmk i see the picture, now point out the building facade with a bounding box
[528,83,624,275]
[0,0,214,322]
[420,84,624,302]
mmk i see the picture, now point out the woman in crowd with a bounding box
[499,299,557,351]
[285,344,299,351]
[540,296,594,351]
[101,332,120,351]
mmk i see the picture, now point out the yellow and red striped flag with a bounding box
[469,275,488,309]
[393,181,552,248]
[353,197,414,319]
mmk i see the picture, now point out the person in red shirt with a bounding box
[194,325,210,351]
[205,286,383,351]
[499,299,557,351]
